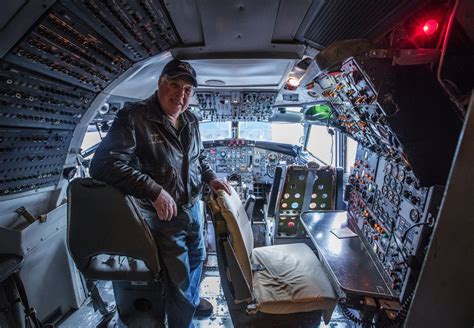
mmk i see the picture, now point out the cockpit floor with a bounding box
[58,253,355,327]
[58,219,355,327]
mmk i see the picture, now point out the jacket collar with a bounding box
[145,92,196,125]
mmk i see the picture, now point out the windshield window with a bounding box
[199,121,304,144]
[199,122,232,140]
[239,122,304,144]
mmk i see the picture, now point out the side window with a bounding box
[82,130,104,153]
[306,125,334,165]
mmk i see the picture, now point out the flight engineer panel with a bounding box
[348,144,442,302]
[307,56,459,304]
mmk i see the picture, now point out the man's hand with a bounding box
[152,189,177,221]
[209,179,231,195]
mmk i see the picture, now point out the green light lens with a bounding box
[306,104,331,120]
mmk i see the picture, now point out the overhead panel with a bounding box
[195,90,278,121]
[64,0,180,62]
[4,4,131,92]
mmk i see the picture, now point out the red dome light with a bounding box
[422,19,439,35]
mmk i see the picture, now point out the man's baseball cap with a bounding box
[161,59,197,87]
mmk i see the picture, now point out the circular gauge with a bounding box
[397,169,405,182]
[386,163,392,174]
[267,152,278,162]
[267,165,276,178]
[395,182,402,194]
[374,205,381,214]
[384,175,391,185]
[387,189,394,201]
[307,90,319,98]
[382,185,388,196]
[393,195,400,206]
[390,179,397,189]
[410,209,420,222]
[378,252,385,261]
[220,151,227,157]
[373,205,380,214]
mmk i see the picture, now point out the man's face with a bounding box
[158,75,194,117]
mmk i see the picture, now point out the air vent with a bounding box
[304,0,418,47]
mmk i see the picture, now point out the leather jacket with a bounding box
[89,93,216,208]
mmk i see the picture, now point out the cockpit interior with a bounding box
[0,0,473,327]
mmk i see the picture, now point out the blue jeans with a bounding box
[144,201,206,328]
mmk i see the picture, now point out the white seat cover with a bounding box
[251,243,337,323]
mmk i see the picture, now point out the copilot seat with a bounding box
[209,186,338,327]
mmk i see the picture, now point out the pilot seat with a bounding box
[67,178,165,323]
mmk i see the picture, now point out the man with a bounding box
[90,59,230,327]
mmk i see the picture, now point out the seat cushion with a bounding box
[251,243,337,322]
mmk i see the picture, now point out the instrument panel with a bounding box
[203,139,297,199]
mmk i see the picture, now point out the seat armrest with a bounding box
[244,195,256,220]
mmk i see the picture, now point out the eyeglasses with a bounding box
[163,76,195,97]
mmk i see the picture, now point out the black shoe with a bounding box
[194,298,213,318]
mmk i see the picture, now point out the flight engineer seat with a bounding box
[67,178,164,321]
[209,186,338,326]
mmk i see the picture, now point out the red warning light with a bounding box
[422,19,439,35]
